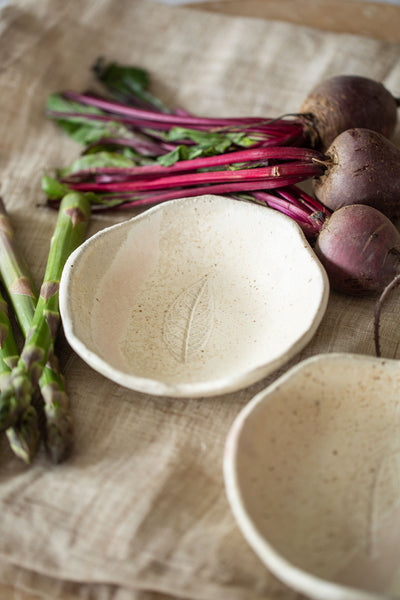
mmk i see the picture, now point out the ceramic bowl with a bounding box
[224,352,400,599]
[59,195,328,397]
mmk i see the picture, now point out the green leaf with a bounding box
[46,93,134,145]
[157,146,187,166]
[41,176,122,208]
[46,93,103,116]
[55,121,108,145]
[166,127,255,148]
[92,58,170,113]
[166,127,219,145]
[41,176,71,201]
[60,151,137,175]
[156,127,259,165]
[82,145,156,166]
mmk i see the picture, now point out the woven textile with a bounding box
[0,1,399,598]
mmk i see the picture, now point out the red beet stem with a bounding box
[48,107,305,147]
[70,179,320,211]
[84,183,329,239]
[63,146,324,183]
[62,90,305,132]
[277,185,329,214]
[251,187,329,237]
[66,161,323,194]
[82,136,176,156]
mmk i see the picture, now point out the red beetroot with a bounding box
[314,128,400,219]
[299,75,399,151]
[314,204,400,296]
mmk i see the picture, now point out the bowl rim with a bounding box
[59,195,330,398]
[223,352,399,600]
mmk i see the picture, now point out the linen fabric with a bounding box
[0,1,399,598]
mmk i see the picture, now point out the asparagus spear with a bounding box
[40,348,72,463]
[0,198,37,334]
[5,406,39,463]
[0,193,91,456]
[0,198,69,462]
[0,289,19,387]
[0,288,40,462]
[0,199,44,461]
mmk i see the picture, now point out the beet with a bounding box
[313,128,400,219]
[300,75,399,151]
[314,204,400,295]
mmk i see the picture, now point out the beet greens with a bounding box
[44,61,400,304]
[46,59,399,164]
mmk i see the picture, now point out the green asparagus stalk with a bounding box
[0,193,91,455]
[0,289,39,462]
[5,406,39,463]
[0,199,70,461]
[40,348,72,463]
[0,198,71,462]
[0,200,43,461]
[0,289,19,386]
[0,198,37,333]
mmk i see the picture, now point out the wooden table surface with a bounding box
[189,0,400,44]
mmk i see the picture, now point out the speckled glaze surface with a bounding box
[59,195,329,397]
[224,353,400,599]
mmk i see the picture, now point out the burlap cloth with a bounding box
[0,1,399,598]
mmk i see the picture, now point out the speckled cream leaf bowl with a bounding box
[59,195,329,397]
[224,352,400,599]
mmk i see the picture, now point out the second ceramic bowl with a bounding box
[224,353,400,599]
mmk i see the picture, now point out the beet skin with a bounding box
[300,75,398,151]
[314,204,400,295]
[314,128,400,219]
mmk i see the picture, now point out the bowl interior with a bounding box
[224,353,400,599]
[60,195,328,396]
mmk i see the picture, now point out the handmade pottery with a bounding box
[60,195,328,397]
[224,353,400,599]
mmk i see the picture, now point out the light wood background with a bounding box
[190,0,400,43]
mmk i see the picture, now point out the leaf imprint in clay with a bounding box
[162,274,214,363]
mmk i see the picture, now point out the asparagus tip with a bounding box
[45,417,73,464]
[0,388,21,431]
